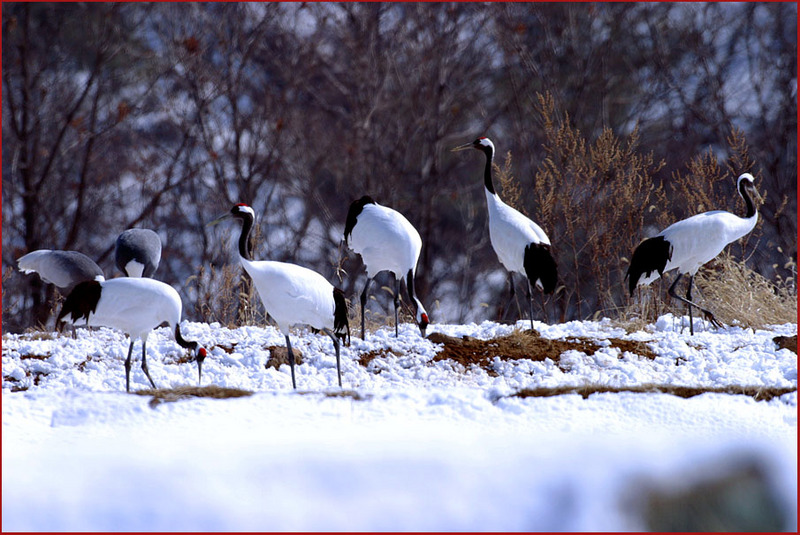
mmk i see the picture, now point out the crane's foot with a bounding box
[701,309,724,330]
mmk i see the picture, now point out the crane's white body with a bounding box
[240,258,337,334]
[60,278,183,340]
[486,189,551,278]
[18,249,104,290]
[348,203,422,280]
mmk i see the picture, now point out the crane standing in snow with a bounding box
[452,137,558,329]
[115,228,162,278]
[56,277,207,391]
[344,195,429,340]
[626,173,760,335]
[208,203,350,389]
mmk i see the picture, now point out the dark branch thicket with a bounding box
[3,3,796,333]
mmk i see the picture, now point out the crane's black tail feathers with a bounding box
[56,280,102,328]
[332,287,351,346]
[523,243,558,294]
[626,236,672,296]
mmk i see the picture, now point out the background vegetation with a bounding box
[3,3,796,333]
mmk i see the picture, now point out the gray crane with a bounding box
[115,229,162,278]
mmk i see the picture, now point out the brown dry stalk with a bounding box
[512,384,796,402]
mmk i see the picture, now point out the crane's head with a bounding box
[737,173,762,203]
[417,307,429,338]
[451,136,495,155]
[207,203,256,226]
[194,346,208,385]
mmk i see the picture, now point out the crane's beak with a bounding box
[451,142,474,152]
[206,213,231,227]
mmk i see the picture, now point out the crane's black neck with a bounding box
[174,323,198,351]
[739,180,756,219]
[236,213,255,261]
[481,146,496,195]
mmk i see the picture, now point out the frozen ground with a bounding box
[2,314,797,531]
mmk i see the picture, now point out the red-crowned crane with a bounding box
[56,277,207,392]
[452,137,558,328]
[208,203,350,389]
[115,228,162,278]
[626,173,760,335]
[18,250,104,292]
[344,195,429,340]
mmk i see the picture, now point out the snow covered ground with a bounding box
[2,315,797,531]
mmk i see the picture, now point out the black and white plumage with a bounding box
[56,277,207,392]
[344,195,430,339]
[115,228,162,278]
[626,173,760,334]
[452,137,558,328]
[208,203,350,389]
[17,250,104,292]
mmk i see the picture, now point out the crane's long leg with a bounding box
[686,275,695,335]
[140,340,156,389]
[499,272,519,324]
[394,276,401,337]
[526,280,534,331]
[124,340,134,392]
[360,277,373,340]
[285,335,297,389]
[668,273,722,335]
[322,328,343,388]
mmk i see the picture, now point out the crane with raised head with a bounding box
[208,203,350,389]
[626,172,760,334]
[452,137,558,328]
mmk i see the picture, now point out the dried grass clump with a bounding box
[695,252,797,329]
[265,345,304,370]
[531,92,666,320]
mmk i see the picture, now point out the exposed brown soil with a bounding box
[773,335,797,353]
[357,348,401,368]
[512,384,796,402]
[19,353,50,361]
[426,329,656,375]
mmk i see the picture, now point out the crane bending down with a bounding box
[452,137,558,329]
[208,203,350,389]
[344,195,429,339]
[115,228,162,278]
[56,277,207,391]
[626,173,760,335]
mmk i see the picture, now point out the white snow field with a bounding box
[2,315,797,531]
